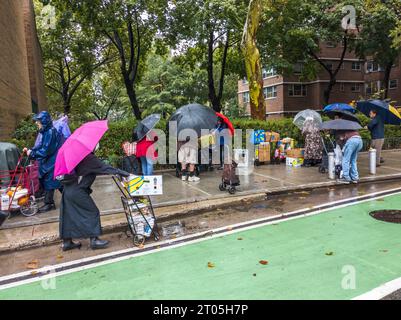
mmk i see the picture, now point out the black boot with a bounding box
[38,203,56,213]
[90,237,109,250]
[62,239,82,252]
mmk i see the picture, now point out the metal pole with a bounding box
[369,148,376,175]
[328,152,335,180]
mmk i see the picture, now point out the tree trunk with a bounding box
[241,0,265,120]
[383,63,393,99]
[324,79,336,105]
[124,77,142,120]
[207,31,221,112]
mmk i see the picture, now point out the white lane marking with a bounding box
[353,276,401,300]
[1,187,401,292]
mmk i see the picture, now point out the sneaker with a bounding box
[380,158,385,164]
[351,180,359,184]
[181,175,187,181]
[188,176,200,182]
[337,178,351,185]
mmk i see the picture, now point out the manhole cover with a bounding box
[370,210,401,224]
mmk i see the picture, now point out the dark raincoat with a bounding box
[29,112,62,191]
[59,153,129,239]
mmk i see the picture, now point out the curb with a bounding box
[1,172,401,254]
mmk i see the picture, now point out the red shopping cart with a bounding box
[0,153,40,219]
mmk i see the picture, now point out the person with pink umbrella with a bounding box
[54,120,130,251]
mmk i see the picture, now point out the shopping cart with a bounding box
[0,153,40,220]
[112,175,160,247]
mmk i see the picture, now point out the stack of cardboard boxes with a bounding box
[253,130,280,165]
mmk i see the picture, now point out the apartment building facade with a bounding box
[0,0,47,140]
[238,43,401,118]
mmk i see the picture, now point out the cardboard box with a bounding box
[265,131,280,143]
[286,148,305,159]
[126,175,163,196]
[256,143,271,162]
[286,157,304,167]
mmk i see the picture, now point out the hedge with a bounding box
[8,114,401,167]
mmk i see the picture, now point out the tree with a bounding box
[164,0,247,112]
[356,0,401,99]
[258,0,362,105]
[241,0,265,120]
[137,53,209,118]
[69,0,168,120]
[35,1,111,114]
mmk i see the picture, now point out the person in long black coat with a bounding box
[59,153,130,251]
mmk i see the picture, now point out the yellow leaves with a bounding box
[26,259,39,269]
[259,260,268,265]
[207,262,215,268]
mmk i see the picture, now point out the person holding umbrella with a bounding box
[133,114,161,176]
[54,120,130,251]
[321,119,363,184]
[302,117,323,167]
[23,111,63,213]
[357,100,401,167]
[366,110,385,167]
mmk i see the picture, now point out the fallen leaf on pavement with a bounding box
[298,197,306,200]
[56,255,64,260]
[26,259,39,269]
[325,252,334,256]
[376,199,385,202]
[237,237,243,240]
[380,250,388,253]
[253,273,257,277]
[259,260,268,265]
[138,244,145,249]
[30,271,38,275]
[207,262,215,268]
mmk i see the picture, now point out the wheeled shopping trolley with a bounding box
[113,176,160,247]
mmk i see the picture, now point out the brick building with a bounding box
[238,43,401,118]
[0,0,47,140]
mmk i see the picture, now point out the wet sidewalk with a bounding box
[2,149,401,232]
[1,149,401,253]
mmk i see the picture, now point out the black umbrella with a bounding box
[321,119,362,131]
[356,100,401,125]
[134,114,161,141]
[324,110,361,124]
[168,103,218,138]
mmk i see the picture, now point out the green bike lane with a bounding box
[1,193,401,300]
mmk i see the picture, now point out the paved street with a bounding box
[2,188,401,299]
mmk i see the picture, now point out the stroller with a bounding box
[319,136,342,178]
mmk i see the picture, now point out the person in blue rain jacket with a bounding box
[24,111,63,213]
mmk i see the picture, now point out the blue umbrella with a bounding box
[356,100,401,125]
[323,103,356,114]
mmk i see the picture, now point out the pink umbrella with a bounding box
[54,120,108,177]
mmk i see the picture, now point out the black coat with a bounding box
[59,154,129,239]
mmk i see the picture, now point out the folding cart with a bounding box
[113,176,160,247]
[0,154,40,220]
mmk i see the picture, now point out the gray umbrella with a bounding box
[134,114,161,141]
[321,119,362,131]
[168,103,218,138]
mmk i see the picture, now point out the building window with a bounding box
[242,92,250,104]
[366,61,383,72]
[340,83,345,92]
[288,84,307,97]
[262,67,277,78]
[293,63,303,75]
[352,62,361,71]
[389,79,398,89]
[351,83,361,92]
[263,86,277,99]
[365,82,378,95]
[340,62,345,70]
